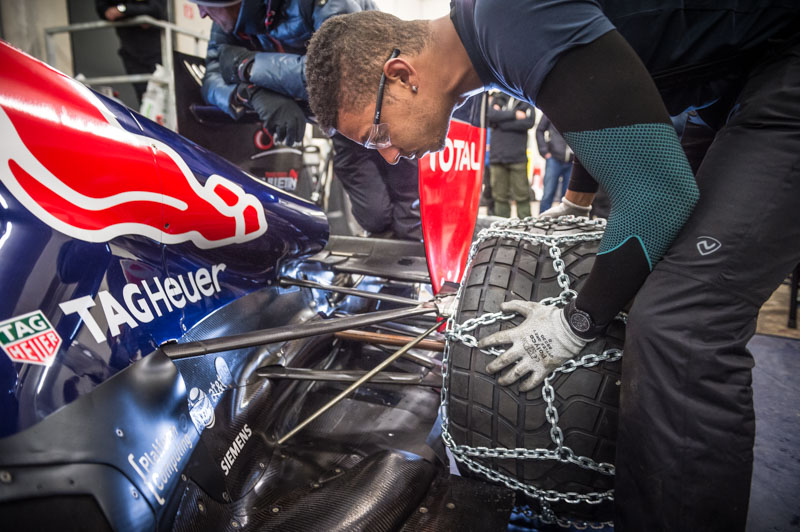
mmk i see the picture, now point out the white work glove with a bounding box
[539,196,592,218]
[478,300,588,392]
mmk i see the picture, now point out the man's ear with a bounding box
[384,57,419,91]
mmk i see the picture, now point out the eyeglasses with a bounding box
[364,48,400,149]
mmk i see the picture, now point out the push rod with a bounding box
[162,305,435,360]
[334,329,440,368]
[334,329,444,353]
[279,277,421,306]
[256,366,441,387]
[277,321,440,445]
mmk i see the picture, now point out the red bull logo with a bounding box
[0,41,267,249]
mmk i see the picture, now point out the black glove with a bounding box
[218,44,257,85]
[247,87,306,146]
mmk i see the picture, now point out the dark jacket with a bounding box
[535,115,572,163]
[95,0,166,64]
[486,94,535,164]
[203,0,375,118]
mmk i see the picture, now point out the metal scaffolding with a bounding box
[44,15,208,131]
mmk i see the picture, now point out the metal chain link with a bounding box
[440,216,620,529]
[518,504,615,530]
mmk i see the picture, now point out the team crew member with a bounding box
[192,0,422,240]
[486,92,535,219]
[304,2,800,530]
[95,0,167,104]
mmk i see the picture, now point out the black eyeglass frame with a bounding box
[364,48,400,149]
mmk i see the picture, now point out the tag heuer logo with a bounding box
[0,311,62,366]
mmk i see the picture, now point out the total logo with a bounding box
[188,357,234,432]
[426,136,482,172]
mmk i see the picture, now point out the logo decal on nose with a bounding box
[696,236,722,256]
[0,43,267,249]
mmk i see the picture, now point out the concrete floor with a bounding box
[757,282,800,340]
[747,334,800,532]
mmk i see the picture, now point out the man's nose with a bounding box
[377,146,401,165]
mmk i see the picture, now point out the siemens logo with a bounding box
[221,424,252,476]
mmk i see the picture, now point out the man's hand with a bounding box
[515,109,527,120]
[478,300,587,391]
[248,88,306,145]
[539,196,592,218]
[218,45,257,85]
[104,6,124,20]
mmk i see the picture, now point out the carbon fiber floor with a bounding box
[170,339,516,531]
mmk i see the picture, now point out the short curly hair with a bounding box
[306,11,431,134]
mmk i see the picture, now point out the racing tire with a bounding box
[445,218,624,523]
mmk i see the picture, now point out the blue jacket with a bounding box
[203,0,375,118]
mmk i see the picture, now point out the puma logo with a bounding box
[696,236,722,256]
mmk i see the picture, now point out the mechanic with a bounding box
[95,0,167,104]
[486,92,535,219]
[304,2,800,530]
[190,0,422,240]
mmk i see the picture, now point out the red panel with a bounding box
[419,119,485,293]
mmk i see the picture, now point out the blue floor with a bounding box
[747,334,800,532]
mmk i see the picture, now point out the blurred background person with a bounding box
[95,0,167,104]
[535,112,574,215]
[486,92,535,218]
[193,0,421,240]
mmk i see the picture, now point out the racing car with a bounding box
[0,40,622,531]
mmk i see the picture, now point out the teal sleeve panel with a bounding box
[563,123,699,269]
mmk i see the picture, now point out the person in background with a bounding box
[486,92,535,218]
[191,0,421,240]
[535,113,583,216]
[95,0,167,104]
[303,3,800,529]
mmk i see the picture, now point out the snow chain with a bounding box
[441,216,625,530]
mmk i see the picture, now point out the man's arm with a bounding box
[248,54,308,100]
[566,162,599,194]
[117,0,165,18]
[95,0,113,19]
[537,30,699,327]
[535,116,550,158]
[96,0,166,21]
[201,23,246,118]
[498,104,535,131]
[220,0,369,100]
[486,107,519,127]
[201,24,308,145]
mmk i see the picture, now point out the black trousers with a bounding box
[615,42,800,531]
[118,29,161,104]
[331,134,421,240]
